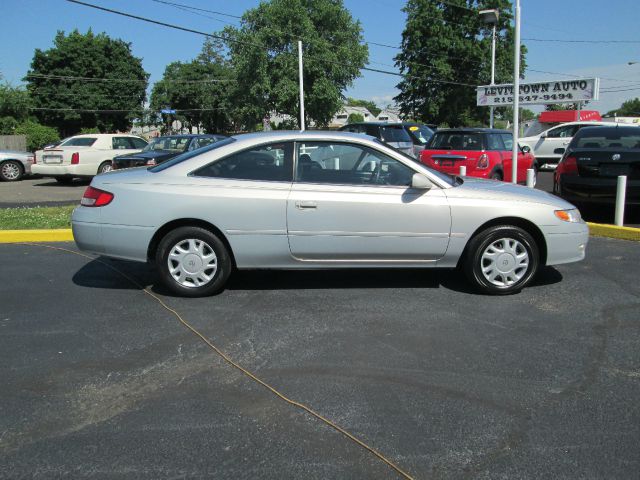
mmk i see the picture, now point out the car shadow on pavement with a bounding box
[72,257,563,296]
[33,178,91,187]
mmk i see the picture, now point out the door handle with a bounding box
[295,201,317,210]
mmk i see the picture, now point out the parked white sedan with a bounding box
[72,131,588,296]
[32,134,148,183]
[0,150,35,181]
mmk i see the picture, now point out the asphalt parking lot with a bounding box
[1,237,639,479]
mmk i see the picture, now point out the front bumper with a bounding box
[544,223,589,266]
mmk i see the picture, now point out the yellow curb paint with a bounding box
[0,229,74,243]
[587,222,640,242]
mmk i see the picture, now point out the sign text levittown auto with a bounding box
[477,78,600,107]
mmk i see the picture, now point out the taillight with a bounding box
[477,153,489,169]
[71,152,80,164]
[29,154,35,164]
[556,155,578,175]
[145,158,157,166]
[81,186,114,207]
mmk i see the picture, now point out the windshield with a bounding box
[143,136,192,153]
[407,125,435,144]
[61,137,97,147]
[380,126,412,143]
[574,128,640,149]
[373,138,456,186]
[150,137,237,172]
[427,132,482,151]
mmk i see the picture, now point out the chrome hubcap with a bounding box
[481,237,529,287]
[1,162,20,180]
[101,163,112,173]
[168,238,218,288]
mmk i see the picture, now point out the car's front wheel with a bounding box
[155,226,232,297]
[464,225,539,295]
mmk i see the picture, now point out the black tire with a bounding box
[0,160,24,181]
[489,170,503,181]
[155,226,232,297]
[54,176,74,184]
[464,225,539,295]
[97,161,113,175]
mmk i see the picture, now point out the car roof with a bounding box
[231,130,380,143]
[154,134,223,139]
[341,122,405,127]
[434,128,511,134]
[577,125,640,135]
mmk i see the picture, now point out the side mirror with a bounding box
[540,132,547,138]
[411,173,433,190]
[554,147,566,155]
[521,145,531,153]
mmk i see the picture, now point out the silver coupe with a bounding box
[72,131,588,296]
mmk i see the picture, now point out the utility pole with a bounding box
[480,9,499,129]
[511,0,521,184]
[298,40,305,131]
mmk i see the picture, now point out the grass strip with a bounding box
[0,205,75,230]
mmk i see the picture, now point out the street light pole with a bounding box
[490,23,496,128]
[480,9,499,129]
[298,40,305,131]
[511,0,521,184]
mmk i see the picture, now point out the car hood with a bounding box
[447,176,575,209]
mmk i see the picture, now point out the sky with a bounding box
[1,0,639,116]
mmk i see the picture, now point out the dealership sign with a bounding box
[477,78,600,106]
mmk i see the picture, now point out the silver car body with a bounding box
[72,131,588,270]
[0,150,34,176]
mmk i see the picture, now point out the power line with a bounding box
[523,37,640,44]
[150,0,242,19]
[26,73,233,84]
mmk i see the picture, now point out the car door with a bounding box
[287,141,451,262]
[536,124,577,160]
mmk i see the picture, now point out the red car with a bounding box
[420,128,537,184]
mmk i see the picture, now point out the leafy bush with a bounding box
[347,113,364,123]
[14,121,60,151]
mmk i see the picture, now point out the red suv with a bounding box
[420,128,537,183]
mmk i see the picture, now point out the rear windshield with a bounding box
[407,125,434,144]
[427,132,483,150]
[574,128,640,149]
[380,126,412,143]
[143,136,191,153]
[149,137,236,172]
[61,137,97,147]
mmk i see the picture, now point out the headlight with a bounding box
[554,208,582,223]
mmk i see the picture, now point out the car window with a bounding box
[340,124,363,133]
[428,132,482,150]
[406,125,434,144]
[191,137,217,150]
[150,137,236,172]
[574,129,640,149]
[193,142,293,182]
[295,141,414,187]
[487,134,504,150]
[112,137,136,149]
[61,137,97,147]
[499,133,513,150]
[546,125,577,138]
[131,137,148,149]
[380,126,412,143]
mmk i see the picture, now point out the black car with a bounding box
[112,134,227,169]
[338,122,415,157]
[553,125,640,205]
[401,122,435,157]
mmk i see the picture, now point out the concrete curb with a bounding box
[0,229,74,243]
[1,223,639,244]
[586,222,640,242]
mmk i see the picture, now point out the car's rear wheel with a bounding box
[98,161,112,174]
[464,225,539,295]
[0,160,23,181]
[155,226,232,297]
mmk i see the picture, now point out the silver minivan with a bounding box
[339,122,415,158]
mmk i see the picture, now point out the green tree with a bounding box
[605,98,640,117]
[0,82,32,134]
[223,0,368,128]
[151,39,235,134]
[347,112,365,123]
[346,98,381,117]
[25,30,148,136]
[14,120,60,151]
[394,0,527,127]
